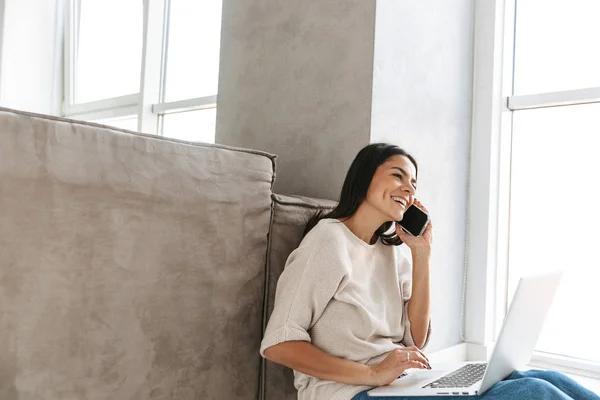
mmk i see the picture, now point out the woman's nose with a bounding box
[402,184,415,195]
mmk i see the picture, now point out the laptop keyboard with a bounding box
[422,363,487,389]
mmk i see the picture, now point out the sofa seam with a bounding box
[269,156,277,189]
[272,198,336,210]
[258,195,277,400]
[257,197,334,400]
[0,107,276,160]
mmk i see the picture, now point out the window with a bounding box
[513,0,600,95]
[73,0,143,103]
[95,116,139,131]
[163,109,217,142]
[468,0,600,373]
[63,0,222,143]
[508,104,600,363]
[504,0,600,367]
[164,0,222,102]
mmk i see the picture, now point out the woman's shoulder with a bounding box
[289,219,352,262]
[302,218,347,245]
[282,219,352,277]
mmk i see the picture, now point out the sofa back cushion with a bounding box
[261,194,336,400]
[0,108,274,400]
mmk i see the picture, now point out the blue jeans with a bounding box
[352,370,600,399]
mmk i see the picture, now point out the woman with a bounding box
[260,143,598,400]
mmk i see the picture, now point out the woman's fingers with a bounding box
[396,225,408,239]
[411,347,431,368]
[413,198,429,212]
[402,360,429,370]
[400,349,431,369]
[407,346,428,360]
[411,351,431,369]
[416,350,432,369]
[419,348,430,361]
[414,199,432,224]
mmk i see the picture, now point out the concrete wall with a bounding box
[0,0,62,115]
[370,0,475,350]
[217,0,475,351]
[216,0,376,200]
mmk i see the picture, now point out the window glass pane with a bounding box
[508,103,600,362]
[164,0,222,102]
[75,0,143,103]
[94,116,139,131]
[513,0,600,95]
[162,109,216,143]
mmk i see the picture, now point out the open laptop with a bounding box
[368,271,562,397]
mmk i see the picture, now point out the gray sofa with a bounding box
[0,107,335,399]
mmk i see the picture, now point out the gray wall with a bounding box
[216,0,475,351]
[370,0,475,350]
[216,0,376,200]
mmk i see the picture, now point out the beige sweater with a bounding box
[260,218,431,400]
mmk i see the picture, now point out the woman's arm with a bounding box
[407,250,431,349]
[264,341,430,387]
[264,341,373,385]
[397,199,433,349]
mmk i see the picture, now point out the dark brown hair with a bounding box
[304,143,418,245]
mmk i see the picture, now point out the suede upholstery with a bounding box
[261,194,336,400]
[0,108,277,399]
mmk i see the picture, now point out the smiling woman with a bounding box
[261,143,433,400]
[303,143,420,242]
[260,142,600,400]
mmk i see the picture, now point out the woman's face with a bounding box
[365,155,417,222]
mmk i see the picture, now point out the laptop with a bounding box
[368,271,562,397]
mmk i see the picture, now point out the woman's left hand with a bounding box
[396,199,433,254]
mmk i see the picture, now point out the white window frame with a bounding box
[466,0,600,378]
[62,0,218,135]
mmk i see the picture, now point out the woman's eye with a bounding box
[393,173,402,179]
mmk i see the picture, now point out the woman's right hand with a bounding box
[368,347,432,386]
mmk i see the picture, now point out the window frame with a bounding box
[62,0,218,136]
[467,0,600,378]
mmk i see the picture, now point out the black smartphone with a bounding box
[398,204,430,237]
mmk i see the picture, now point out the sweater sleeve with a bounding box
[260,235,349,357]
[397,249,432,349]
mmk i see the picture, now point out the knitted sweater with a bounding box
[260,218,431,400]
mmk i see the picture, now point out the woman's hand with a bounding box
[396,199,433,254]
[368,347,431,386]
